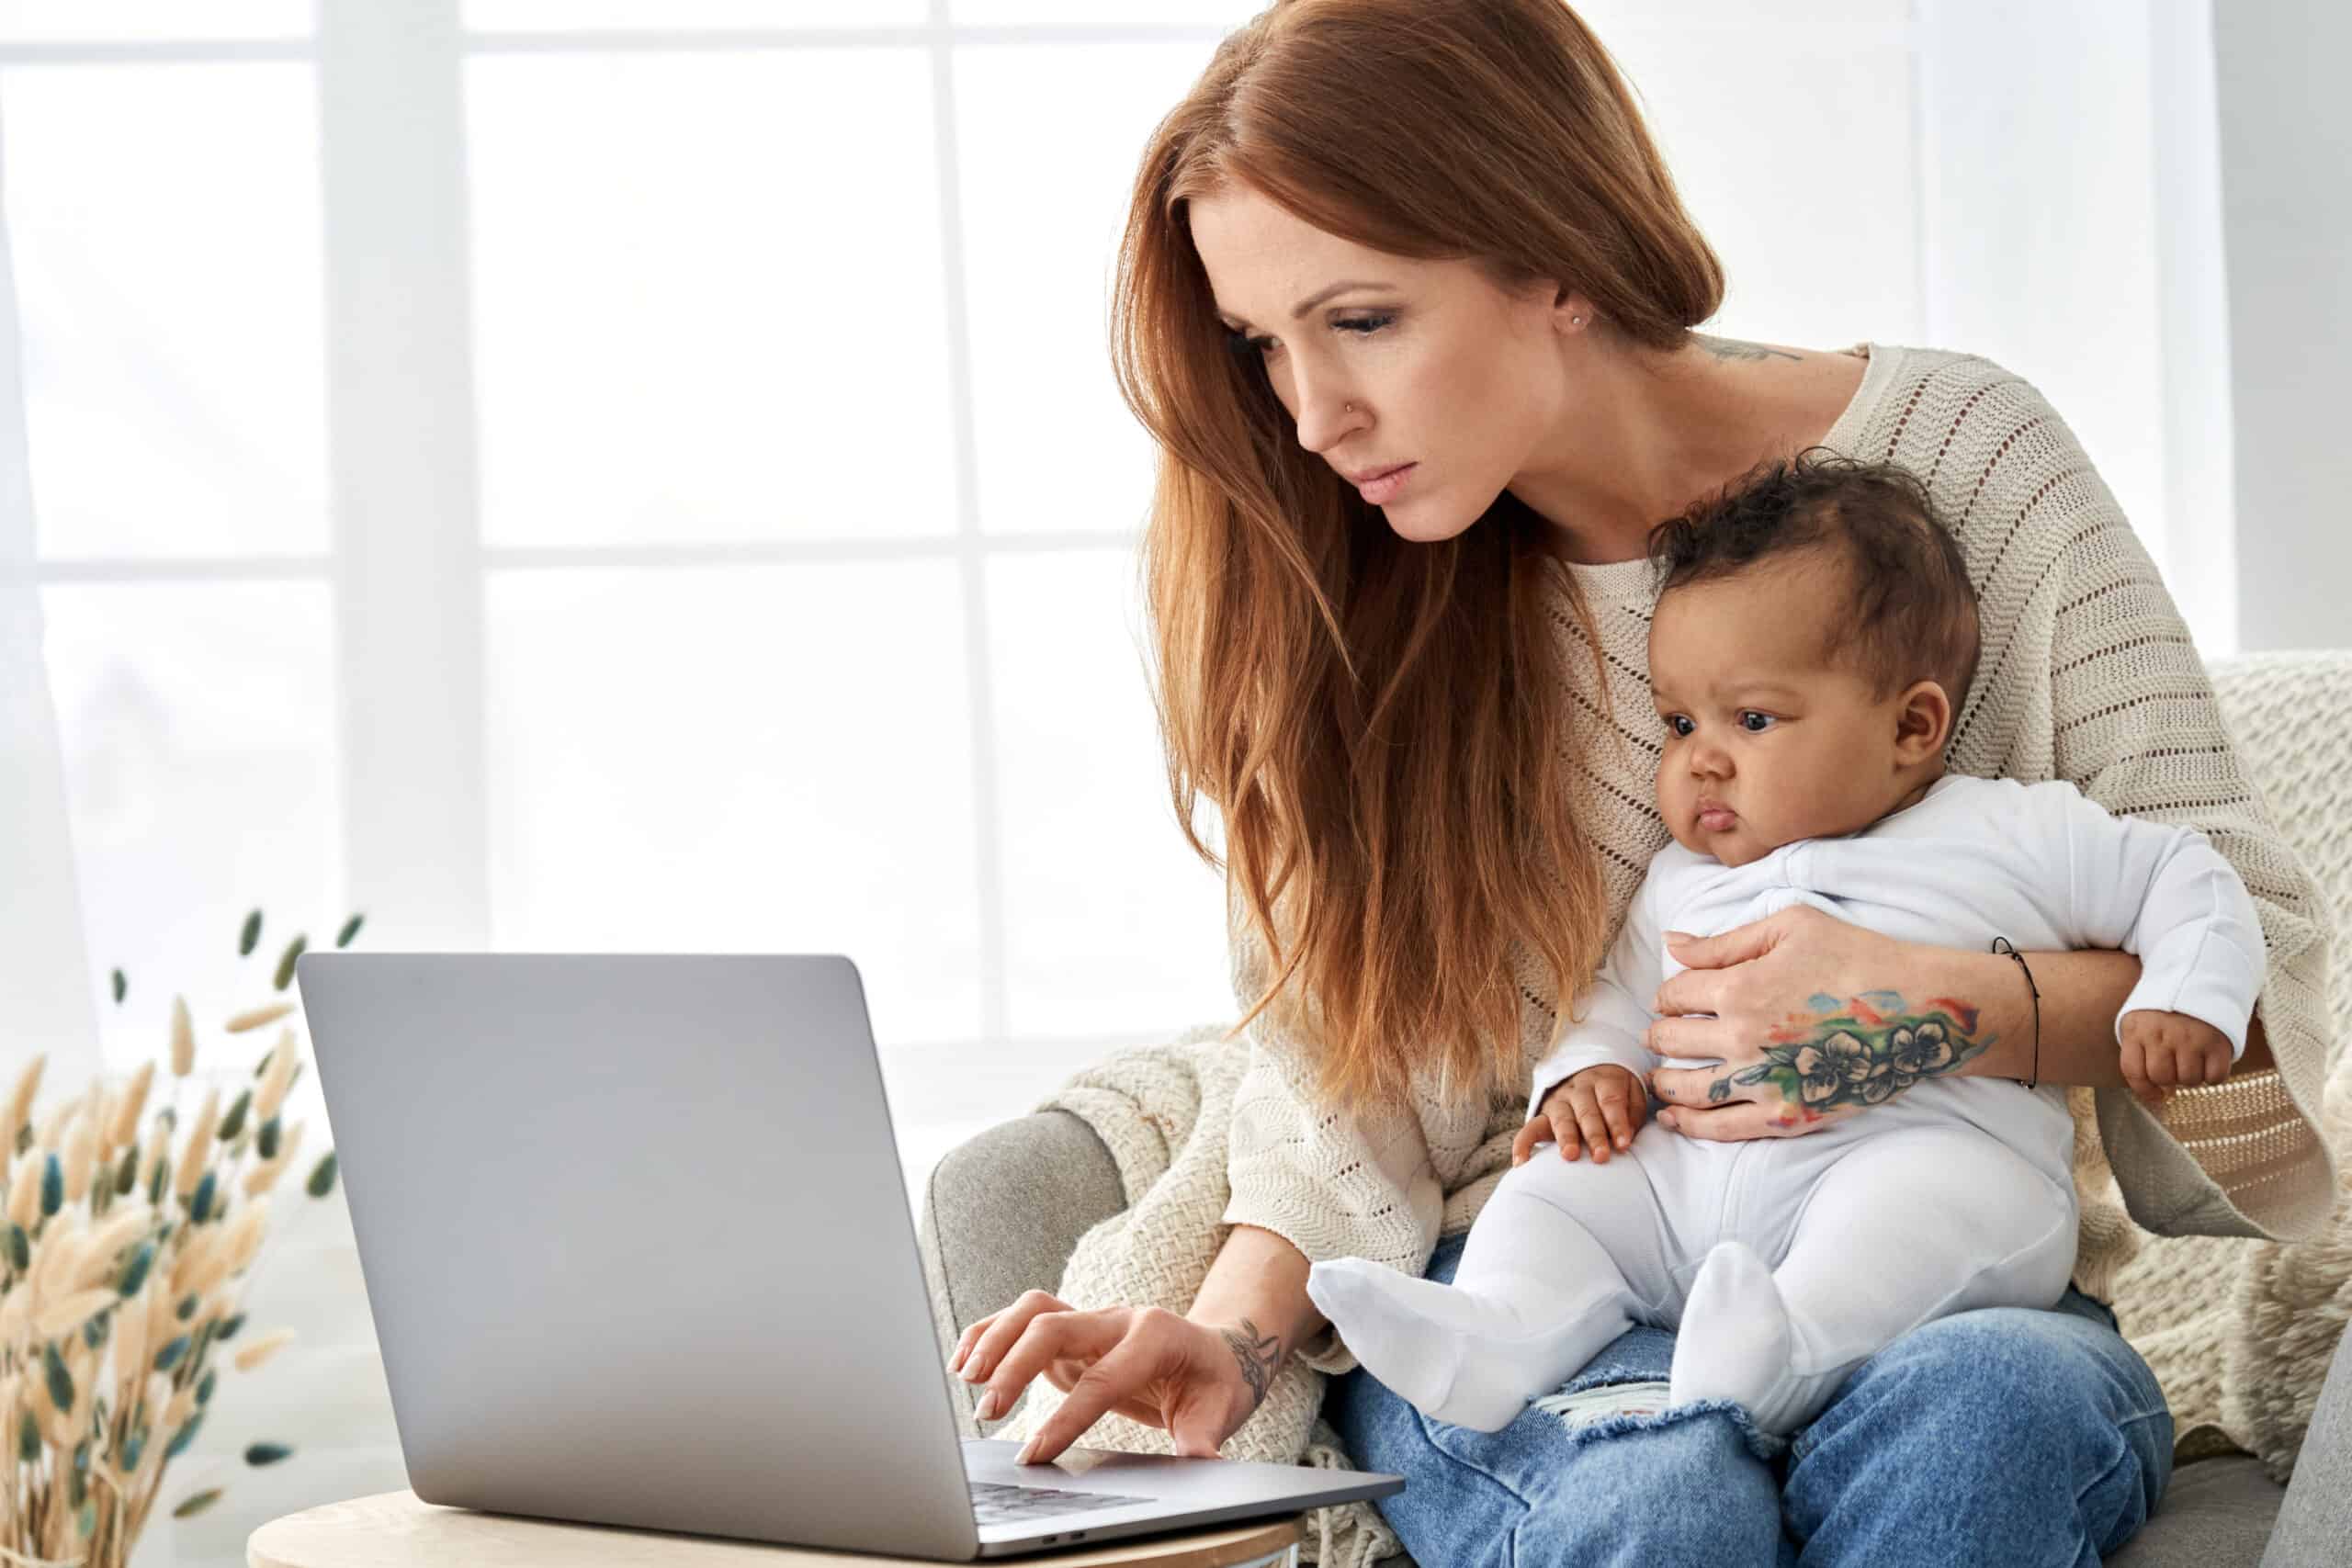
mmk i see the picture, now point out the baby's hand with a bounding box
[2118,1009,2233,1111]
[1512,1065,1647,1167]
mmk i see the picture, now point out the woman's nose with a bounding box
[1293,379,1360,453]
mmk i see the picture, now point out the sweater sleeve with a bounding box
[1527,868,1665,1118]
[2003,374,2336,1240]
[1217,884,1443,1375]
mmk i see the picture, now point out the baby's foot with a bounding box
[1668,1239,1840,1436]
[1306,1257,1564,1433]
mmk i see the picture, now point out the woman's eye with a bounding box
[1224,313,1394,359]
[1739,711,1776,732]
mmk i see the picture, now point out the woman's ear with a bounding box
[1893,678,1952,763]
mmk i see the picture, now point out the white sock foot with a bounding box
[1306,1256,1597,1433]
[1668,1239,1844,1437]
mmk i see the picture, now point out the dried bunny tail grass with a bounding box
[222,1198,270,1276]
[161,1384,194,1433]
[170,1228,223,1302]
[31,1212,87,1301]
[139,1117,170,1184]
[254,1027,300,1123]
[113,1287,148,1393]
[178,1233,237,1304]
[0,1054,35,1144]
[224,1000,295,1035]
[244,1120,310,1200]
[241,1154,284,1200]
[106,1061,156,1150]
[38,1383,75,1454]
[170,995,196,1077]
[0,1283,28,1352]
[77,1206,156,1292]
[232,1327,296,1374]
[4,1154,39,1230]
[62,1114,96,1205]
[173,1088,220,1201]
[31,1288,118,1343]
[32,1101,71,1155]
[143,1279,177,1354]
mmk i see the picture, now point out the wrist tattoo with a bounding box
[1708,990,1995,1117]
[1691,333,1802,363]
[1222,1318,1282,1412]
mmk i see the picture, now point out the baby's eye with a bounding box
[1739,711,1777,733]
[1663,715,1692,738]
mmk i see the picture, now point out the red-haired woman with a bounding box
[947,3,2332,1561]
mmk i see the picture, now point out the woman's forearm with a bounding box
[1188,1222,1326,1396]
[1925,944,2139,1089]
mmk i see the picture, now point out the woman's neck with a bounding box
[1517,332,1859,567]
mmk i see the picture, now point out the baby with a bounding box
[1304,450,2264,1439]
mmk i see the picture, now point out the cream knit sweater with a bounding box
[1220,341,2337,1374]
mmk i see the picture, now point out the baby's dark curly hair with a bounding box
[1643,448,1981,712]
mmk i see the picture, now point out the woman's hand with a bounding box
[1645,905,2003,1140]
[948,1290,1264,1464]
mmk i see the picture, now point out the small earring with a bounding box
[1345,401,1356,412]
[1571,314,1584,326]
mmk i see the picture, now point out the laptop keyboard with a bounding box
[969,1480,1156,1526]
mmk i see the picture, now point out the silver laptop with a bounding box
[295,952,1403,1560]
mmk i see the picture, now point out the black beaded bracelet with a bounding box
[1991,936,2041,1089]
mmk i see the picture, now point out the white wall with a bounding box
[2214,2,2352,650]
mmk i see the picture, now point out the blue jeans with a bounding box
[1325,1228,2174,1566]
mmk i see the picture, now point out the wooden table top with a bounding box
[246,1491,1305,1568]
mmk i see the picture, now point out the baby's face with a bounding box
[1646,561,1917,868]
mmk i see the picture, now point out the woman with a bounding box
[947,2,2334,1562]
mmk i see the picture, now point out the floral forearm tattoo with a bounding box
[1222,1317,1282,1412]
[1708,990,1995,1122]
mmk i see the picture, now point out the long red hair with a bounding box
[1118,0,1724,1114]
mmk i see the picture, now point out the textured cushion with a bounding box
[2107,1457,2281,1566]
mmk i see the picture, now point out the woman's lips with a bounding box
[1697,807,1737,832]
[1357,463,1416,503]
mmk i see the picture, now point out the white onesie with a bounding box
[1303,771,2266,1438]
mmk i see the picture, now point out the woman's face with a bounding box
[1189,186,1589,544]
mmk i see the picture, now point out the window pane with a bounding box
[41,581,344,1076]
[988,550,1227,1037]
[467,1,925,29]
[486,560,985,1045]
[3,63,329,559]
[467,51,957,547]
[956,41,1217,536]
[0,1,307,41]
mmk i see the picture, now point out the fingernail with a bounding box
[1016,1438,1039,1463]
[1660,1111,1678,1129]
[977,1389,1000,1421]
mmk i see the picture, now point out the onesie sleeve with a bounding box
[2024,780,2267,1059]
[1524,868,1666,1120]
